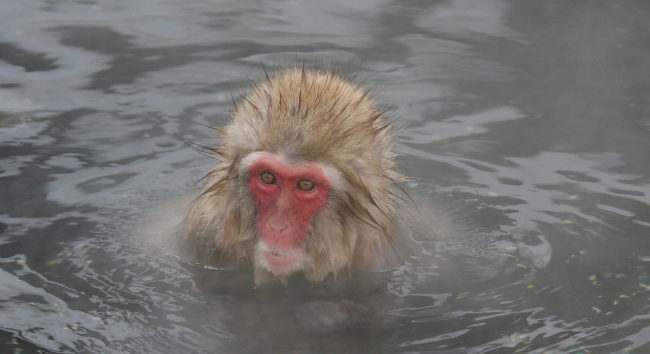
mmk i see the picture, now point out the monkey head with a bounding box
[183,68,403,285]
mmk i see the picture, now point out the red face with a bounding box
[247,154,332,275]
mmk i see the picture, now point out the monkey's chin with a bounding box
[255,242,306,276]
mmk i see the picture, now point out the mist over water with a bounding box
[1,0,650,352]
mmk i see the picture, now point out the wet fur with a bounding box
[181,67,405,283]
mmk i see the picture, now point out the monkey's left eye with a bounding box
[260,172,277,184]
[296,179,315,191]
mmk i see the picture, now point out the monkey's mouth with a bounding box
[257,244,305,275]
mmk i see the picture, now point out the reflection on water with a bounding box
[1,0,650,352]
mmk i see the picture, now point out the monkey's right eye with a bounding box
[259,172,277,184]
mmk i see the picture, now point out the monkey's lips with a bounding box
[259,247,306,275]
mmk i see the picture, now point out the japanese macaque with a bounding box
[181,67,407,287]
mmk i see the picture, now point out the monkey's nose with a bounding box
[269,219,289,234]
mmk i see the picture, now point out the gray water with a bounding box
[1,0,650,353]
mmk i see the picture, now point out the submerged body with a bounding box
[181,68,406,286]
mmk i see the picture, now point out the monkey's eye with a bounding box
[296,179,315,191]
[259,172,277,184]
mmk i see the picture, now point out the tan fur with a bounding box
[181,67,405,285]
